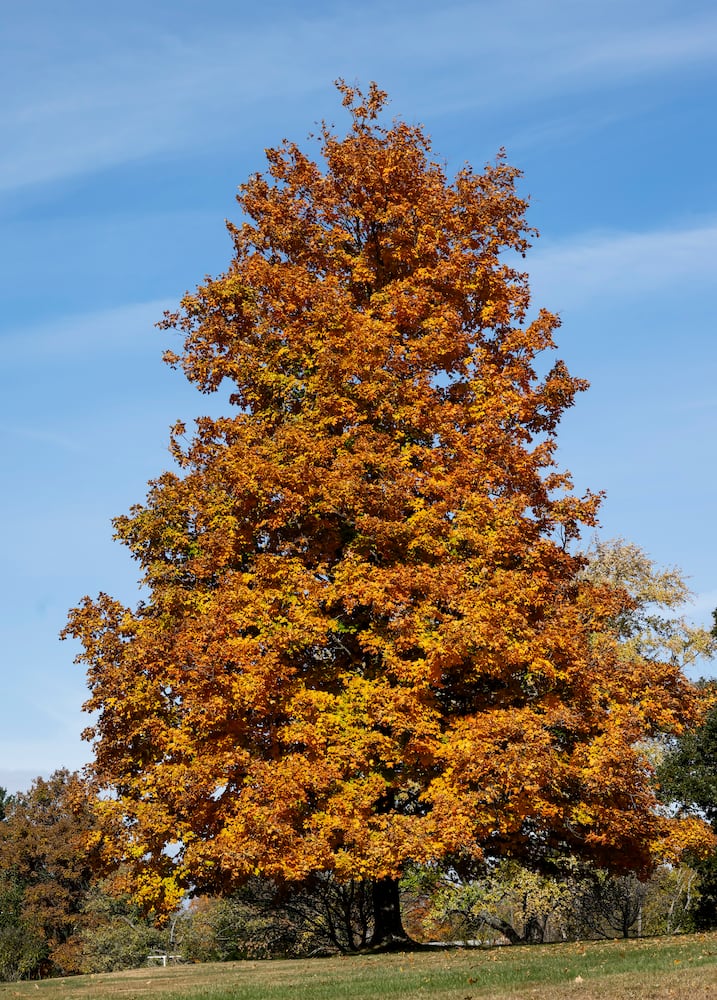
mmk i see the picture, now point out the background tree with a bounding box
[659,699,717,829]
[579,538,716,671]
[64,82,709,946]
[78,879,167,973]
[181,876,374,960]
[658,689,717,929]
[0,868,47,982]
[579,542,716,932]
[0,771,100,977]
[419,859,700,945]
[423,858,578,945]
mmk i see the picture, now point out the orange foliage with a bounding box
[64,83,708,913]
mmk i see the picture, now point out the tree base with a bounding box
[363,935,430,953]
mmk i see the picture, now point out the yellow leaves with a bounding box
[651,815,716,866]
[133,869,185,921]
[570,803,596,828]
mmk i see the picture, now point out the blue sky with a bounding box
[2,0,716,793]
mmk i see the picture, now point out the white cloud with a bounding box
[2,300,171,364]
[1,424,86,454]
[552,7,717,80]
[528,221,717,309]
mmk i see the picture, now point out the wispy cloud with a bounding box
[3,1,717,192]
[548,6,717,81]
[1,425,86,454]
[403,2,717,115]
[2,300,171,365]
[1,14,329,194]
[529,220,717,309]
[0,768,50,795]
[0,756,90,795]
[687,588,717,617]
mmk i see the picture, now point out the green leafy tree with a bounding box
[78,880,166,973]
[0,789,11,823]
[659,701,717,828]
[658,691,717,928]
[425,859,578,945]
[0,872,47,981]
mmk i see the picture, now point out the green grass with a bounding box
[1,933,716,1000]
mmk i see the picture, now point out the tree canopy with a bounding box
[659,698,717,829]
[579,538,716,671]
[64,83,710,941]
[0,771,99,978]
[657,689,717,929]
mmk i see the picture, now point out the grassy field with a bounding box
[0,933,715,1000]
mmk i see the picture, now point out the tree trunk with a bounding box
[479,913,523,945]
[369,877,410,948]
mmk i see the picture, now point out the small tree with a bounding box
[65,82,708,944]
[424,859,578,945]
[579,538,716,670]
[78,880,166,973]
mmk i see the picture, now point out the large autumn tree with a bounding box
[64,83,709,946]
